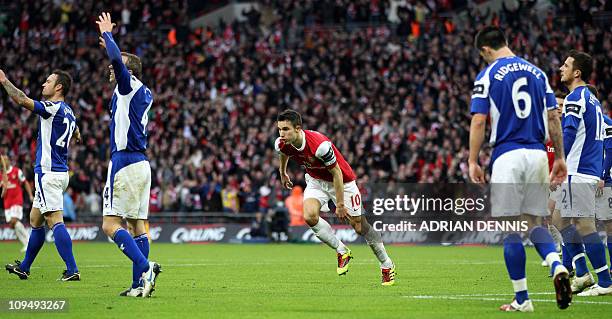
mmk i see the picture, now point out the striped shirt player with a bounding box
[595,115,612,221]
[101,31,153,220]
[97,12,160,299]
[32,100,76,213]
[471,56,557,216]
[559,86,604,218]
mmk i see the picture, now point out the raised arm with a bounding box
[97,12,132,94]
[0,69,35,111]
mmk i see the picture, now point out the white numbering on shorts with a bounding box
[350,194,361,210]
[511,77,532,119]
[56,118,76,148]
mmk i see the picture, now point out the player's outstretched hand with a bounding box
[96,12,116,35]
[335,204,348,222]
[280,172,293,189]
[550,158,567,186]
[468,162,485,183]
[0,69,7,83]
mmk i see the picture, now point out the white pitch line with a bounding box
[404,295,612,305]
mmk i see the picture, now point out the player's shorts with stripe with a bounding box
[559,175,598,218]
[490,149,549,217]
[33,172,69,214]
[304,173,362,216]
[3,205,23,223]
[103,160,151,219]
[595,186,612,221]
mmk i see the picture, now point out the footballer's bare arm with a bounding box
[0,69,35,111]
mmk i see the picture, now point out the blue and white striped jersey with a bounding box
[563,86,603,179]
[32,100,76,174]
[103,32,153,170]
[470,56,557,165]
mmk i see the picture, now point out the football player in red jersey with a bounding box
[275,110,395,286]
[1,154,34,252]
[543,93,566,267]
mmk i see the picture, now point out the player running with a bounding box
[275,109,395,286]
[1,68,81,281]
[0,154,34,252]
[96,12,160,298]
[468,26,571,312]
[597,106,612,280]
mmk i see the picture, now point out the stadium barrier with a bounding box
[0,223,507,244]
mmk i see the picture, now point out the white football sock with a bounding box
[14,221,29,247]
[364,226,393,268]
[311,217,347,254]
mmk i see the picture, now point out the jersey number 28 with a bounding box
[56,118,76,148]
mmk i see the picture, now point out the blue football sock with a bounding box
[561,244,573,271]
[583,232,612,288]
[20,226,46,272]
[132,233,150,289]
[529,226,561,273]
[113,229,149,275]
[561,225,589,277]
[504,233,528,304]
[52,223,78,274]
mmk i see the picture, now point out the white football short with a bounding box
[103,160,151,220]
[490,148,549,217]
[304,173,362,216]
[595,186,612,221]
[4,205,23,223]
[33,172,69,214]
[559,175,598,218]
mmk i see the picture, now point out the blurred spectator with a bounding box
[63,188,76,222]
[285,186,305,226]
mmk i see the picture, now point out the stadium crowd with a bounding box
[0,0,610,219]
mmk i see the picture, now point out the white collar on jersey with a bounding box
[296,130,306,151]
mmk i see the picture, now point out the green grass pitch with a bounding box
[1,242,611,318]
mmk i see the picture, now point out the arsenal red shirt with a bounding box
[276,130,356,183]
[546,140,554,173]
[3,166,25,208]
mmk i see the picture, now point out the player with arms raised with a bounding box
[468,26,571,312]
[96,12,160,298]
[1,68,81,281]
[556,52,612,296]
[0,154,34,252]
[276,110,395,285]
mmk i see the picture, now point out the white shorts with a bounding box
[490,149,549,217]
[303,174,362,216]
[103,160,151,220]
[4,205,23,223]
[33,172,69,214]
[595,186,612,221]
[559,175,598,218]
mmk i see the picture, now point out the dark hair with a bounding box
[567,50,593,82]
[586,84,599,99]
[554,90,567,99]
[121,52,142,79]
[52,69,72,96]
[474,26,507,50]
[277,109,302,128]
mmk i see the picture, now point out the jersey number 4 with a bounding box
[512,77,532,119]
[56,118,76,148]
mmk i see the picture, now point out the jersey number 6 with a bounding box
[512,77,532,119]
